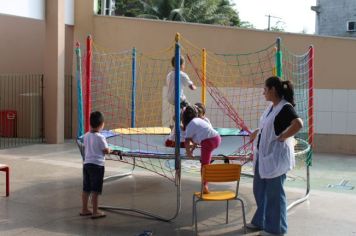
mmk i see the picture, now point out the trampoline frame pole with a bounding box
[174,34,181,174]
[85,35,92,133]
[202,48,207,105]
[131,47,137,128]
[75,42,84,137]
[287,45,314,211]
[276,37,283,79]
[308,46,314,149]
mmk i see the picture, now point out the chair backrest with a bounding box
[202,164,242,183]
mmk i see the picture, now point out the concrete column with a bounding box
[44,0,65,143]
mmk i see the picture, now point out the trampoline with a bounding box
[76,127,253,221]
[75,35,313,222]
[101,129,250,159]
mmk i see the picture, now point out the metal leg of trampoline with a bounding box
[240,161,310,211]
[104,162,135,182]
[287,165,310,211]
[99,166,182,222]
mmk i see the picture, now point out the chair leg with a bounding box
[195,201,199,235]
[238,198,247,234]
[192,195,196,225]
[0,166,9,197]
[226,200,229,224]
[6,167,9,197]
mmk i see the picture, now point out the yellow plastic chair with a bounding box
[192,164,246,234]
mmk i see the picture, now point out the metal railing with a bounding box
[0,74,44,149]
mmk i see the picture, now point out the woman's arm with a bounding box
[249,129,260,142]
[277,118,303,142]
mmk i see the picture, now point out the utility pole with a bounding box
[265,14,282,31]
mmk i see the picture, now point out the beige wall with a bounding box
[74,8,356,91]
[0,14,74,139]
[0,14,45,73]
[92,16,356,90]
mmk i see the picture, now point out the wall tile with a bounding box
[314,89,332,112]
[346,113,356,135]
[315,111,331,134]
[347,90,356,112]
[331,112,347,134]
[332,90,348,112]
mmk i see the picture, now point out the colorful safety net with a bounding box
[76,34,313,183]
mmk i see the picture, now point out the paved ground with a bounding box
[0,141,356,236]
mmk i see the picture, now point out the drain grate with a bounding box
[327,179,354,190]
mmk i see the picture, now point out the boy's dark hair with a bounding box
[182,105,198,130]
[265,76,296,107]
[195,102,206,117]
[90,111,104,129]
[171,56,185,68]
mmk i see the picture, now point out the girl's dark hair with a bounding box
[171,56,185,68]
[265,76,295,106]
[195,102,206,117]
[182,105,198,130]
[90,111,104,129]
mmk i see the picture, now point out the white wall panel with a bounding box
[331,112,347,134]
[332,90,348,112]
[315,111,332,134]
[0,0,44,20]
[314,89,332,112]
[65,0,74,25]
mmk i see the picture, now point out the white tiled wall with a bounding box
[348,90,356,113]
[162,87,356,136]
[315,89,356,135]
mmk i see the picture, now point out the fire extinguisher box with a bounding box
[0,110,17,137]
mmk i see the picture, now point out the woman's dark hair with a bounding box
[90,111,104,129]
[182,105,198,130]
[265,76,295,107]
[195,102,206,117]
[171,56,185,68]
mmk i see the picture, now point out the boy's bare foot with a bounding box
[91,211,106,219]
[79,210,92,216]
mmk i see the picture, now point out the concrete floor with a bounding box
[0,141,356,236]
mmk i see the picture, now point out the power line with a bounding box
[265,14,282,30]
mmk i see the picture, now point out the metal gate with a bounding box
[0,74,43,149]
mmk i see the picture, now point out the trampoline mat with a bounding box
[106,134,249,158]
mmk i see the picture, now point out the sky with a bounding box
[232,0,317,34]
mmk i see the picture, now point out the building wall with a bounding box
[0,13,74,139]
[0,0,45,20]
[315,0,356,37]
[0,14,45,73]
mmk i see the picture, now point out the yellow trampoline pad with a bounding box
[113,127,171,135]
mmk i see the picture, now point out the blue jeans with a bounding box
[251,158,287,234]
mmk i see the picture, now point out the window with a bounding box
[347,21,356,32]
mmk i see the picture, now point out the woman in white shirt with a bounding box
[247,76,303,236]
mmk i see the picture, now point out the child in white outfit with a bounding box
[183,105,221,193]
[81,111,112,219]
[165,56,196,147]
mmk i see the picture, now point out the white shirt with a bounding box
[167,126,186,142]
[83,132,108,166]
[255,99,295,179]
[166,70,193,105]
[185,118,219,144]
[201,117,212,126]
